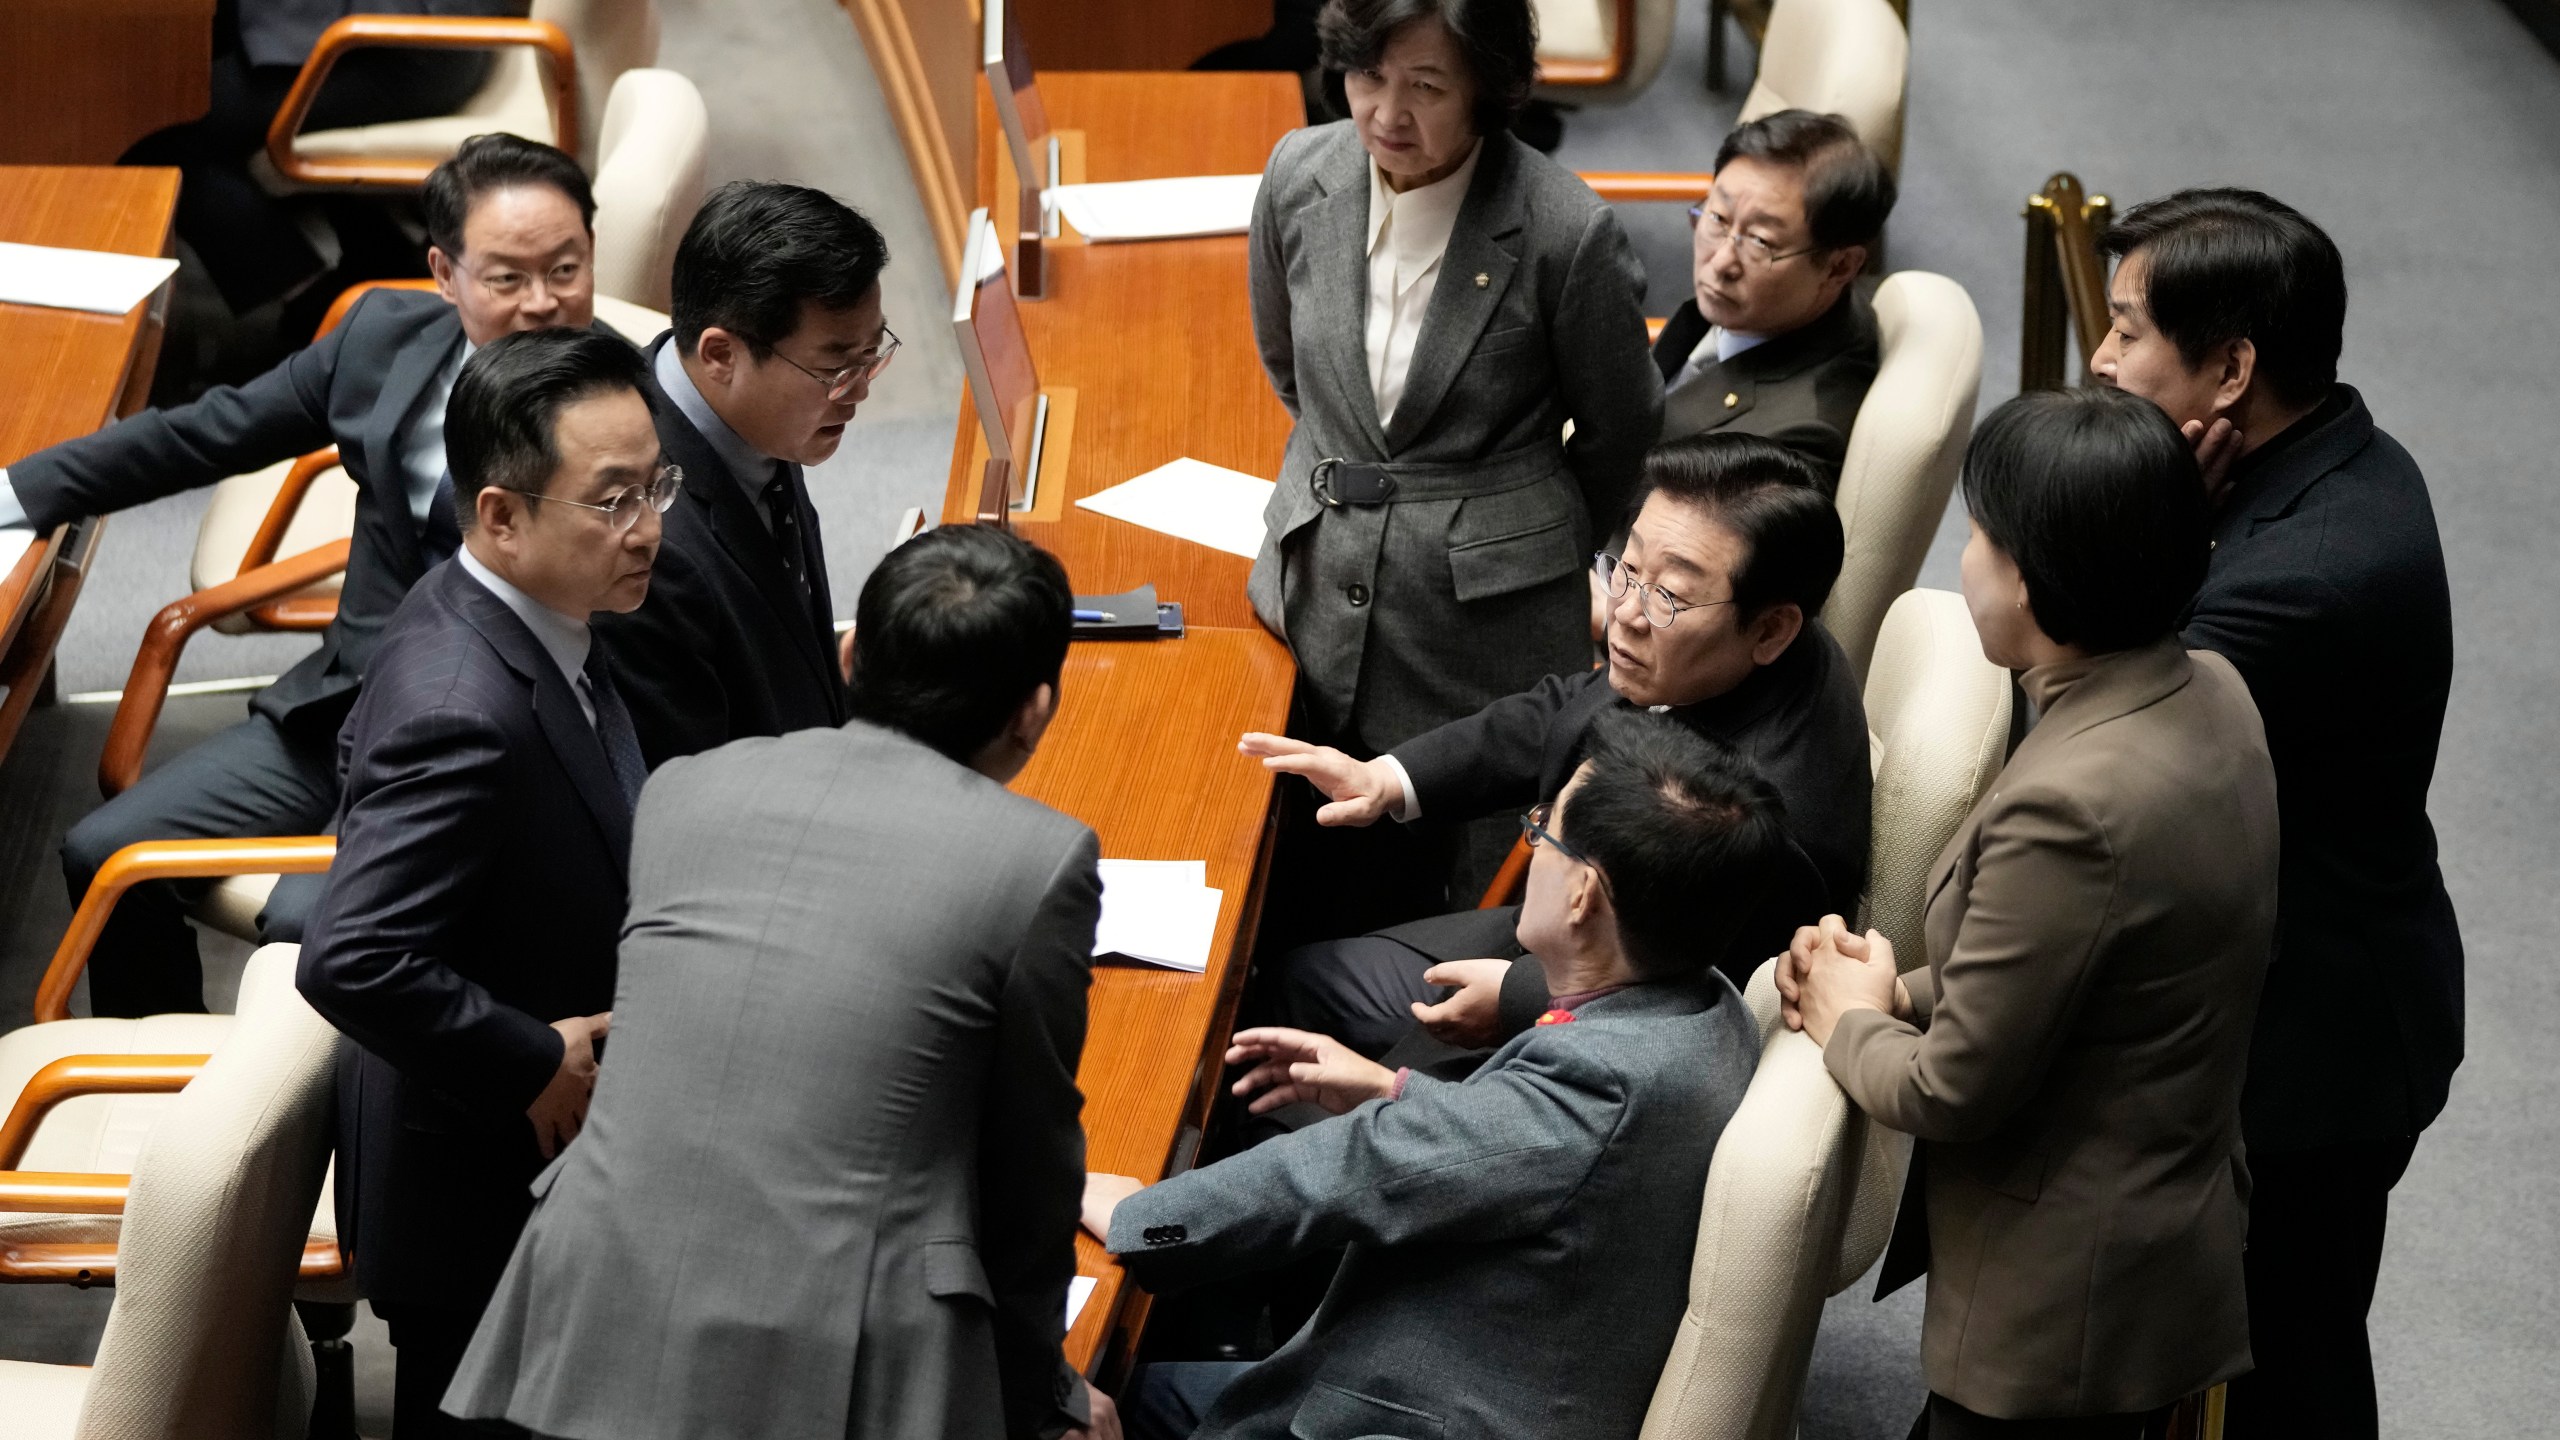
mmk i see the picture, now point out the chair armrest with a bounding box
[239,449,350,631]
[1476,834,1533,909]
[0,1171,128,1217]
[100,539,352,799]
[0,1055,206,1169]
[36,837,337,1023]
[265,15,579,189]
[1579,171,1714,204]
[1537,0,1637,84]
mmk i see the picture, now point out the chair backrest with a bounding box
[589,68,709,313]
[1859,589,2010,970]
[1532,0,1680,105]
[75,946,334,1440]
[1823,270,1983,678]
[1736,0,1908,174]
[1639,961,1909,1440]
[532,0,663,159]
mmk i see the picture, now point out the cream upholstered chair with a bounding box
[270,0,663,187]
[1639,589,2007,1438]
[1533,0,1680,105]
[0,944,338,1439]
[589,69,710,313]
[1822,271,1983,680]
[1736,0,1909,174]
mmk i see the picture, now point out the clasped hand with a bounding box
[1237,733,1402,826]
[1225,1026,1397,1116]
[526,1010,612,1159]
[1775,915,1908,1047]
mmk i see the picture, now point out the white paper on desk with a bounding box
[1075,457,1272,559]
[0,242,179,316]
[1067,1275,1098,1327]
[1050,175,1261,241]
[0,528,34,579]
[1094,859,1223,973]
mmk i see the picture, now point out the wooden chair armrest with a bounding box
[1476,834,1533,909]
[0,1055,206,1169]
[314,278,439,341]
[1537,0,1637,85]
[36,837,337,1023]
[100,539,352,799]
[1579,171,1715,204]
[264,15,579,189]
[240,448,344,576]
[0,1171,128,1217]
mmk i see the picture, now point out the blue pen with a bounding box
[1072,609,1117,623]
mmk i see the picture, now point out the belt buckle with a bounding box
[1310,459,1395,507]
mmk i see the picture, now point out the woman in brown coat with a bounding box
[1784,387,2281,1436]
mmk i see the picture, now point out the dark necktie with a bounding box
[579,649,648,811]
[422,467,462,563]
[761,470,814,609]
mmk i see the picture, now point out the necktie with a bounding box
[762,470,813,608]
[422,467,462,563]
[579,650,648,811]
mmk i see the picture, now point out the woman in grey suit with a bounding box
[1246,0,1661,929]
[1785,389,2282,1437]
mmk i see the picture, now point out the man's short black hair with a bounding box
[671,180,889,357]
[1316,0,1538,137]
[447,329,649,531]
[1961,387,2209,653]
[1713,109,1896,251]
[846,525,1074,764]
[1562,711,1791,979]
[1632,433,1845,620]
[2099,187,2347,411]
[422,133,597,261]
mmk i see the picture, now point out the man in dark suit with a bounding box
[1655,109,1895,494]
[2093,188,2462,1440]
[1088,715,1778,1440]
[594,180,897,766]
[0,133,616,1017]
[298,327,669,1440]
[1244,434,1869,1059]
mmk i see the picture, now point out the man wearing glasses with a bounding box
[299,328,671,1440]
[1241,433,1868,1064]
[597,180,902,766]
[0,132,621,1018]
[1656,109,1895,495]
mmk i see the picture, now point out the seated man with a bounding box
[1245,433,1869,1059]
[1,132,621,1016]
[1657,108,1895,493]
[596,180,900,766]
[1088,712,1780,1440]
[448,525,1116,1440]
[297,328,666,1440]
[2092,188,2462,1440]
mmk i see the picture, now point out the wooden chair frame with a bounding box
[1537,0,1640,85]
[2020,171,2112,392]
[264,14,580,189]
[33,837,338,1023]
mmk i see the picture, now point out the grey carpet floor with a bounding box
[5,0,2554,1435]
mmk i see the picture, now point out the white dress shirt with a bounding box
[654,341,783,530]
[1670,324,1772,393]
[456,545,597,727]
[1363,142,1483,427]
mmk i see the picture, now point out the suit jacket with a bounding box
[2180,385,2462,1151]
[592,333,851,768]
[1245,121,1663,755]
[296,559,632,1314]
[7,289,625,735]
[1654,289,1879,496]
[1113,974,1756,1440]
[1825,641,2279,1418]
[1386,621,1870,1006]
[447,720,1101,1440]
[238,0,524,67]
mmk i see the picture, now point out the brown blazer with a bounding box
[1825,640,2279,1419]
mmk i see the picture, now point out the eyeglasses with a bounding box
[769,326,902,402]
[1521,802,1613,897]
[1594,551,1735,629]
[500,463,685,533]
[1686,204,1825,271]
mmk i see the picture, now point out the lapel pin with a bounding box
[1474,272,1489,288]
[1723,392,1740,408]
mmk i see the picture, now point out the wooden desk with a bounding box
[949,72,1302,631]
[0,166,181,759]
[938,74,1304,1372]
[0,0,215,166]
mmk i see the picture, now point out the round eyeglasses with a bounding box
[770,326,902,402]
[1593,551,1735,629]
[501,463,685,532]
[1686,204,1826,271]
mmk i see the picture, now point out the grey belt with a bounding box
[1309,443,1563,507]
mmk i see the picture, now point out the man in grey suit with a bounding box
[447,524,1118,1440]
[1656,110,1896,495]
[1085,712,1783,1440]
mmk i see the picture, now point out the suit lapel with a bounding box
[1385,138,1525,452]
[438,564,632,859]
[364,309,463,573]
[1309,132,1390,455]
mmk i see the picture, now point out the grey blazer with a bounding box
[1245,121,1662,755]
[447,721,1103,1440]
[1111,974,1756,1440]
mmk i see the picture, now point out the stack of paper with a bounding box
[1050,175,1261,241]
[1075,457,1272,559]
[0,241,179,316]
[1094,859,1223,973]
[1067,1275,1098,1327]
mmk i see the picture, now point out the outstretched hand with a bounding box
[1225,1026,1398,1115]
[1237,733,1403,827]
